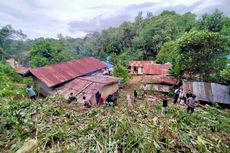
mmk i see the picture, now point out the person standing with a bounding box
[187,95,199,113]
[186,90,193,100]
[98,94,104,105]
[26,84,36,100]
[142,84,147,99]
[95,91,100,105]
[134,90,138,102]
[178,88,186,105]
[173,88,180,104]
[162,94,168,114]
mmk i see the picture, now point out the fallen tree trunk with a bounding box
[16,139,38,153]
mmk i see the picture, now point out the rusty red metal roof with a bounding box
[143,63,171,75]
[128,60,155,67]
[183,81,230,104]
[56,76,119,100]
[128,60,171,75]
[141,75,177,85]
[30,57,106,87]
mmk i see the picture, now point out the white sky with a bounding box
[0,0,229,39]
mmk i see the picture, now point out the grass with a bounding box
[0,92,230,153]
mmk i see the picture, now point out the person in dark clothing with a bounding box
[83,96,91,108]
[173,88,180,104]
[186,90,193,99]
[162,94,168,114]
[175,78,183,88]
[134,90,138,101]
[68,92,77,103]
[187,95,199,113]
[95,91,100,105]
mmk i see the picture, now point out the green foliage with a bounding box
[132,11,196,59]
[1,96,230,152]
[0,62,29,97]
[113,63,130,83]
[0,25,26,48]
[156,41,179,64]
[198,9,224,32]
[169,64,182,76]
[29,39,75,68]
[220,66,230,83]
[178,30,227,81]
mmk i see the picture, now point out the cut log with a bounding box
[16,139,38,153]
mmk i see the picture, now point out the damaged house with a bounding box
[29,57,119,103]
[128,60,176,92]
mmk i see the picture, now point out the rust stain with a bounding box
[56,76,119,100]
[129,60,171,75]
[30,57,106,87]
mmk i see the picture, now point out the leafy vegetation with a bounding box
[112,63,130,83]
[0,62,30,97]
[1,10,229,81]
[178,31,227,81]
[0,95,230,152]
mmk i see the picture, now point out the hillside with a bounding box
[1,83,230,152]
[0,7,230,153]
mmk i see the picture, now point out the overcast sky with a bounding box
[0,0,229,39]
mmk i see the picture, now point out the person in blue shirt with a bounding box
[26,84,36,100]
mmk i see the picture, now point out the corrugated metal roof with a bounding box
[30,57,106,87]
[183,81,230,104]
[128,60,155,67]
[141,75,176,85]
[143,63,171,75]
[128,60,171,75]
[56,76,119,100]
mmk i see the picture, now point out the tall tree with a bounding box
[198,9,224,32]
[0,25,26,49]
[178,31,227,81]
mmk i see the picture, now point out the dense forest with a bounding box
[1,10,230,84]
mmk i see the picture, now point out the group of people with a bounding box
[26,83,116,108]
[68,93,92,108]
[173,88,199,113]
[161,89,199,114]
[68,91,107,108]
[27,79,199,113]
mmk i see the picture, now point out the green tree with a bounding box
[198,9,224,32]
[0,25,26,48]
[178,31,227,81]
[29,39,53,67]
[132,11,196,59]
[156,41,179,64]
[220,66,230,83]
[113,63,130,83]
